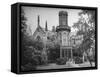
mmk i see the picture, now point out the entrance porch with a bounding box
[60,46,73,60]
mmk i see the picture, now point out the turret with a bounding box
[52,26,56,32]
[59,11,68,26]
[56,11,71,32]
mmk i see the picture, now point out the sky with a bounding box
[22,6,82,34]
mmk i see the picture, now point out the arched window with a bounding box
[36,35,41,41]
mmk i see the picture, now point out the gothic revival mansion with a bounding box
[33,11,83,60]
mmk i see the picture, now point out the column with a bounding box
[71,47,73,59]
[60,46,62,58]
[82,53,85,63]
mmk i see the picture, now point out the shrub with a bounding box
[56,57,68,65]
[74,57,83,64]
[21,63,36,71]
[32,55,44,65]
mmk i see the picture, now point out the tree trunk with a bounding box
[85,51,92,67]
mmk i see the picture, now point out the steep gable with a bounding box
[33,26,46,40]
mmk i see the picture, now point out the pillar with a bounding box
[71,47,73,59]
[60,46,62,58]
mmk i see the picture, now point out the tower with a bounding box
[56,11,72,59]
[59,11,68,26]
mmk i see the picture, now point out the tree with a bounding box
[72,10,95,66]
[21,7,27,35]
[21,7,35,66]
[46,40,60,62]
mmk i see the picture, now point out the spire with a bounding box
[38,15,40,27]
[45,21,48,31]
[29,26,32,35]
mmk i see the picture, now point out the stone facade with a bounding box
[33,11,83,60]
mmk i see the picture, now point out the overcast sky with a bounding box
[22,6,82,34]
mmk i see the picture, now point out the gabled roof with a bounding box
[33,26,45,37]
